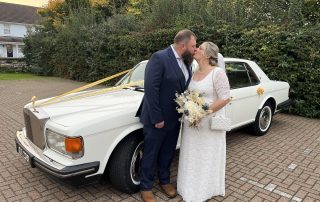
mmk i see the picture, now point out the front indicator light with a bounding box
[65,137,83,153]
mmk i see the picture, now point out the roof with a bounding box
[0,2,41,24]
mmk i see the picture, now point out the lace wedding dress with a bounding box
[177,67,230,202]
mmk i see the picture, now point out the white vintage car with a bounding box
[15,58,291,194]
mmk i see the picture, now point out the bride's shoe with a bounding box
[160,184,177,198]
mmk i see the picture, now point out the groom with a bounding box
[136,29,197,202]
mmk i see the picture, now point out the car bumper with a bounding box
[276,99,292,113]
[15,130,101,186]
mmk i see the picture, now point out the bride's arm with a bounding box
[208,98,230,113]
[208,69,231,113]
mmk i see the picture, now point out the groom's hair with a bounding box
[174,29,197,45]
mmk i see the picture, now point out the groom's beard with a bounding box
[182,50,194,66]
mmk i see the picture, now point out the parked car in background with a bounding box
[16,58,291,194]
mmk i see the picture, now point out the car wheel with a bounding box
[108,134,143,194]
[250,102,273,136]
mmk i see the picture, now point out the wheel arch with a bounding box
[101,125,143,179]
[259,96,276,114]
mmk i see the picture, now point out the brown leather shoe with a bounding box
[160,184,177,198]
[140,191,156,202]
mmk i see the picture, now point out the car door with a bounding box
[225,62,261,128]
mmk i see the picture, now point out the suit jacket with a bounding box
[136,46,192,130]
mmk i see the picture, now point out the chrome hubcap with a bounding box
[130,141,143,185]
[259,106,272,132]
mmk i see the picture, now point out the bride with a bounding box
[177,42,231,202]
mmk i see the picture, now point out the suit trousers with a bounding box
[139,123,180,191]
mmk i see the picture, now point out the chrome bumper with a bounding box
[15,130,100,185]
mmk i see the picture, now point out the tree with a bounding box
[37,0,67,31]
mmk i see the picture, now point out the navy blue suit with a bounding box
[136,46,192,190]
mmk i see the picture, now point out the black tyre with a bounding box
[108,134,143,194]
[249,102,273,136]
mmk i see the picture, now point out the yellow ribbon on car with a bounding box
[32,69,144,109]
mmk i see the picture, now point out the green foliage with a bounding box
[23,0,320,118]
[106,14,142,34]
[127,0,151,16]
[51,8,108,81]
[221,25,320,118]
[144,0,183,29]
[23,27,56,75]
[288,0,304,26]
[302,0,320,25]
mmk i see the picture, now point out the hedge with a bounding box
[24,24,320,118]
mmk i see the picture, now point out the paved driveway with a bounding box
[0,77,320,202]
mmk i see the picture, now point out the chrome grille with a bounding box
[23,108,49,150]
[23,108,33,141]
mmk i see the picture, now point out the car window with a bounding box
[116,62,146,87]
[226,62,260,89]
[245,63,260,85]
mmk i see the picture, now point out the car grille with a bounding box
[23,108,49,150]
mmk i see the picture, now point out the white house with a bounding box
[0,2,40,58]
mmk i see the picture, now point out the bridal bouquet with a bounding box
[175,90,210,128]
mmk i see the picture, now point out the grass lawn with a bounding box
[0,73,40,80]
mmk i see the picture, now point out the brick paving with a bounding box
[0,77,320,202]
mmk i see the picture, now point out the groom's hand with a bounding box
[155,121,165,129]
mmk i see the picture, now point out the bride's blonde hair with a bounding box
[203,42,219,66]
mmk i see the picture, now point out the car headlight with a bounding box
[45,129,84,159]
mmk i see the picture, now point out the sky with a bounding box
[0,0,49,7]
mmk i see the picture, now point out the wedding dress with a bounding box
[177,67,230,202]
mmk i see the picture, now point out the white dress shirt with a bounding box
[171,45,189,82]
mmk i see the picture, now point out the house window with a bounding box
[6,44,13,57]
[4,24,10,34]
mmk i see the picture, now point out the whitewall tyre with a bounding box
[250,102,273,136]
